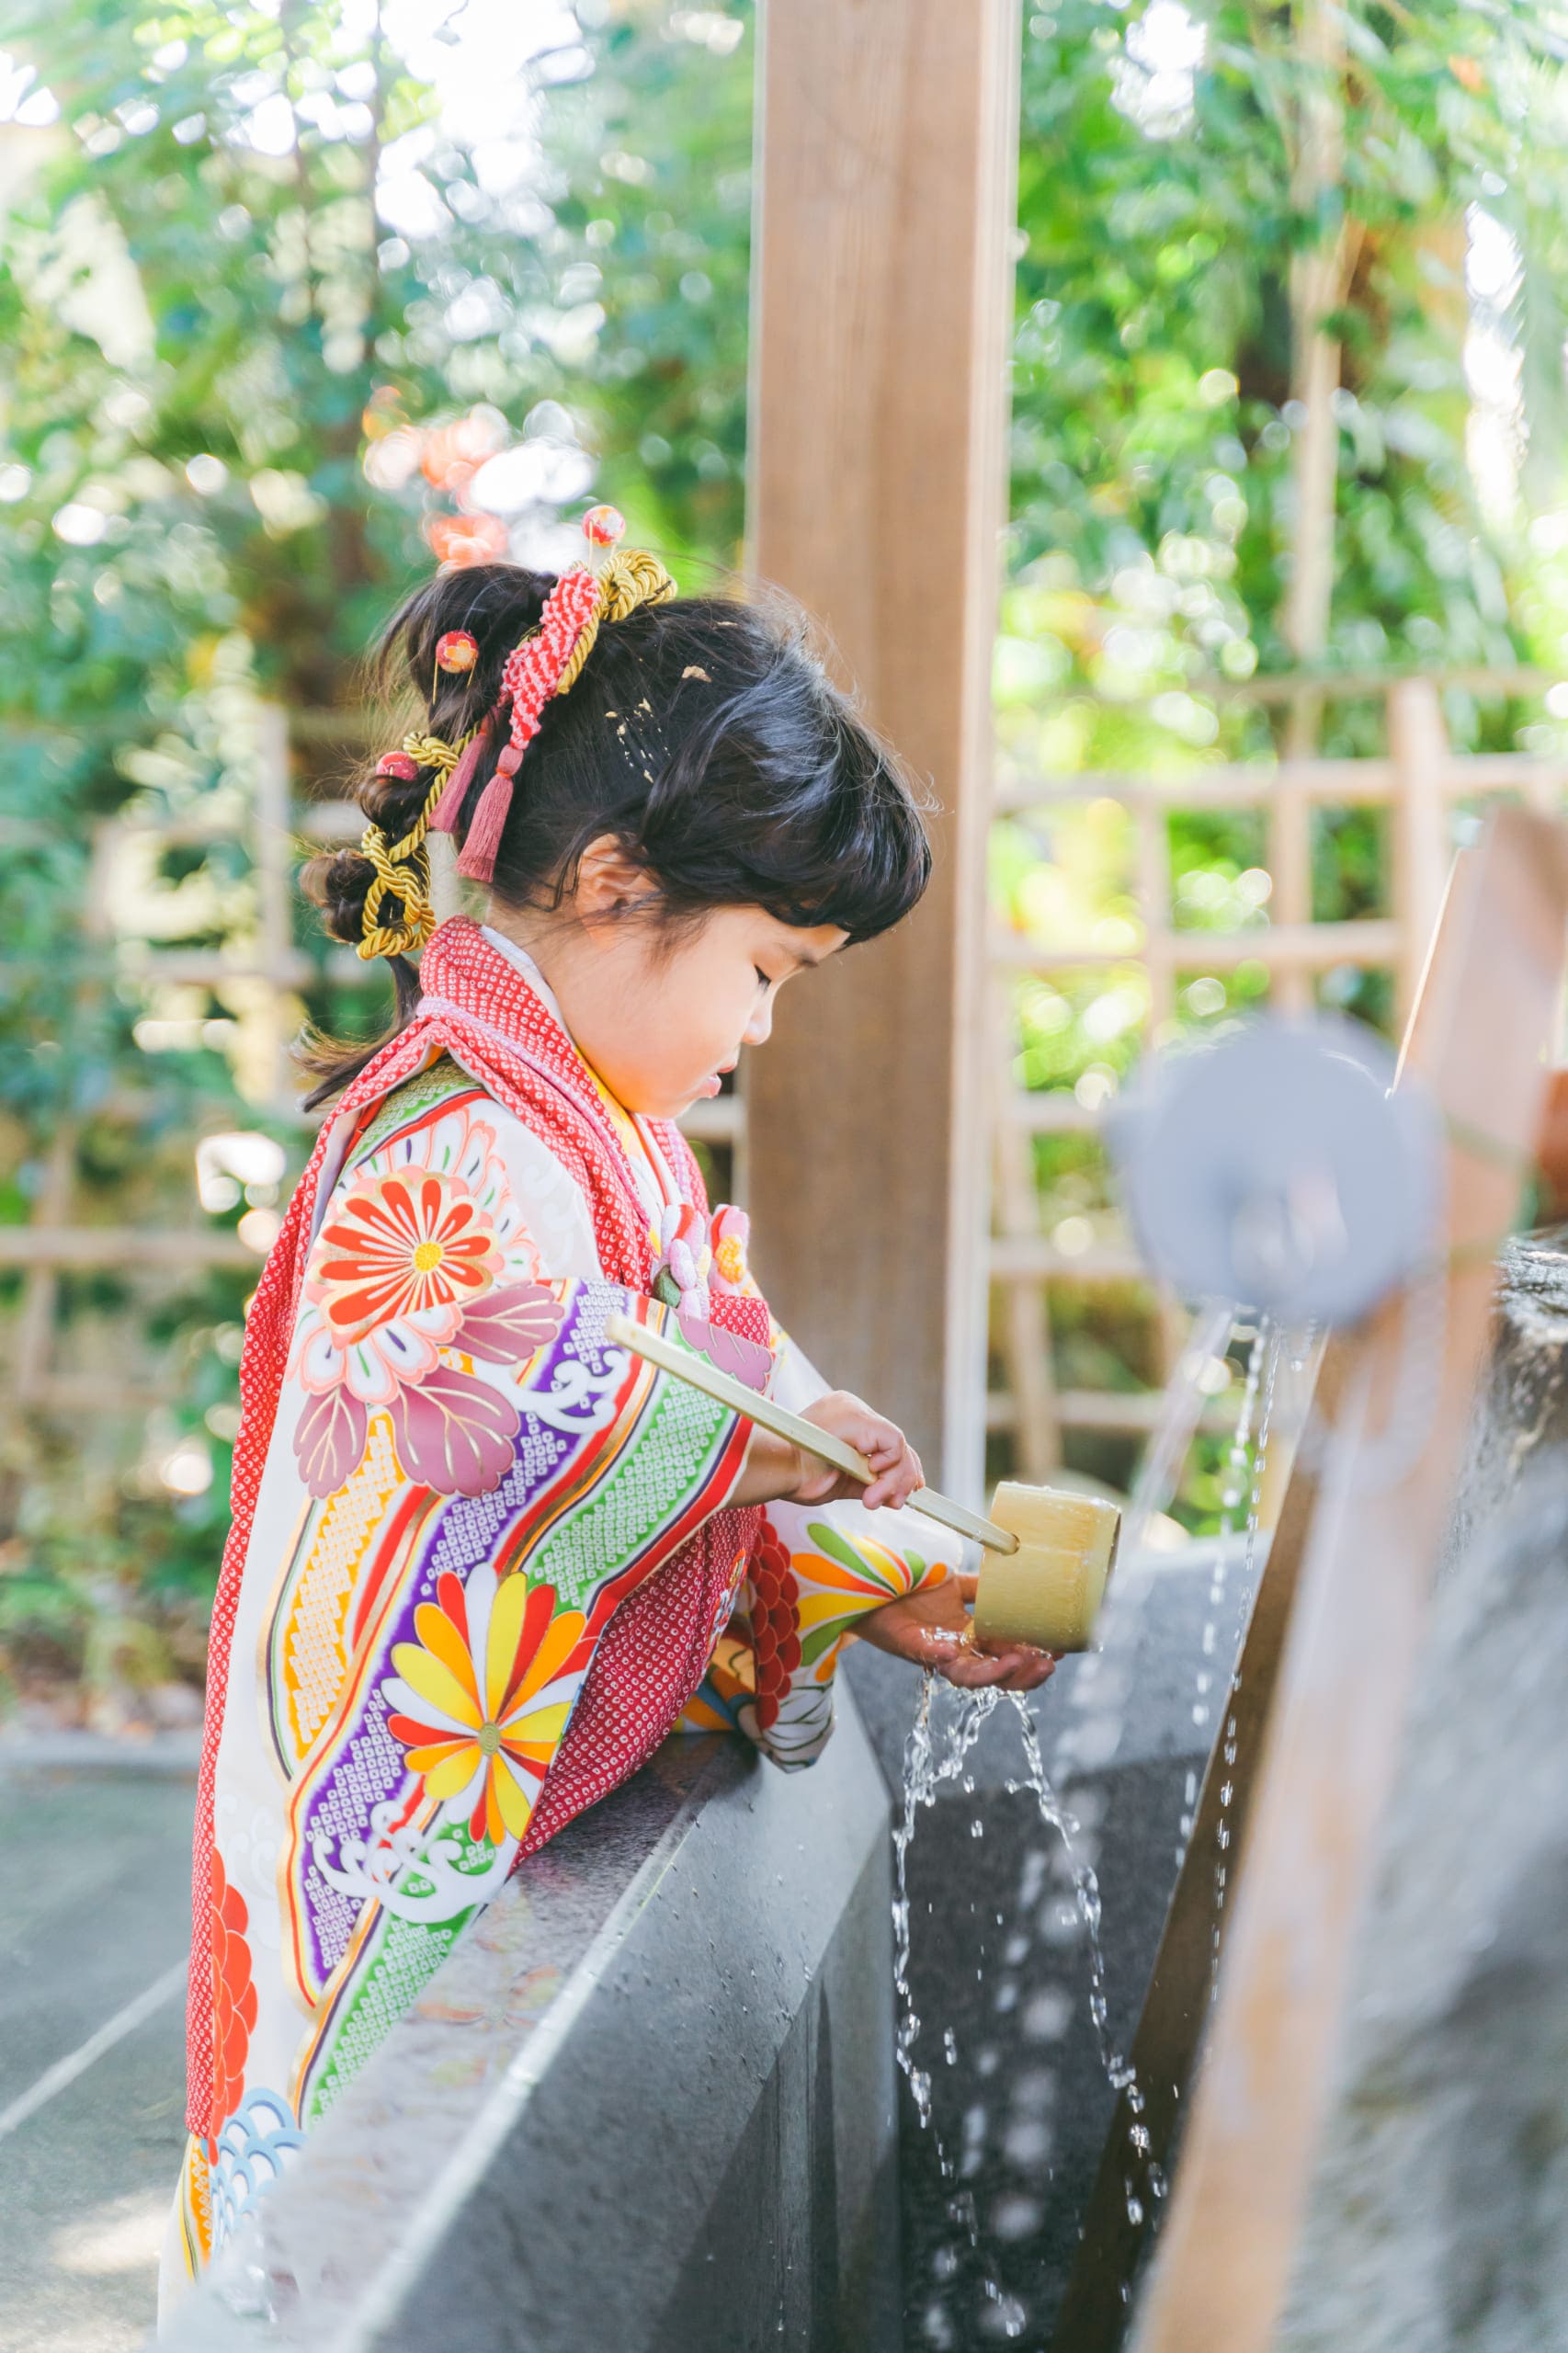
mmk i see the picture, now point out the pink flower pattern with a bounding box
[288,1098,562,1497]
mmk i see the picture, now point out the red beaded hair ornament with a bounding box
[428,504,676,884]
[435,628,480,675]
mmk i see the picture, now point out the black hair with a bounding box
[301,557,932,1105]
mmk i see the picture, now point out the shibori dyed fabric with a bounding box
[163,918,957,2302]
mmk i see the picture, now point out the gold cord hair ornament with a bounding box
[554,546,676,694]
[357,725,478,961]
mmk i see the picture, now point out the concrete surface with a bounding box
[0,1754,196,2353]
[1279,1233,1568,2353]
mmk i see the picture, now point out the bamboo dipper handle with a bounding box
[604,1313,1017,1556]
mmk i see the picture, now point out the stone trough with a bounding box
[157,1233,1568,2352]
[161,1696,902,2353]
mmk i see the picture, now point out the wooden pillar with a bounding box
[744,0,1022,1493]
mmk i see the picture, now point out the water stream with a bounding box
[892,1305,1293,2344]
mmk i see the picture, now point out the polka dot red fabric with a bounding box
[185,918,767,2132]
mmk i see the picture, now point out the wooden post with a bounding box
[255,701,298,1118]
[744,0,1022,1493]
[14,1122,74,1400]
[1276,0,1350,1007]
[1266,780,1312,1017]
[1387,676,1453,1033]
[990,978,1062,1479]
[1278,0,1349,697]
[1131,807,1568,2353]
[1135,801,1187,1381]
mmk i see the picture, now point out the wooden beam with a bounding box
[1130,807,1568,2353]
[744,0,1022,1490]
[0,1228,256,1269]
[991,920,1400,974]
[994,751,1568,812]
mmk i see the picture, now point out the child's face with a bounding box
[568,900,849,1118]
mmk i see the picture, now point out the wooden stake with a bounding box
[1130,807,1568,2353]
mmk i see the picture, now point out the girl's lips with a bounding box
[696,1074,722,1097]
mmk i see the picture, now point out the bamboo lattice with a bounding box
[8,676,1567,1463]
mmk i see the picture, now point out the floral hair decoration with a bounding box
[356,506,676,958]
[426,505,676,886]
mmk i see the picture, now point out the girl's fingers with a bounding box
[858,1448,921,1511]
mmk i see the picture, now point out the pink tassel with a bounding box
[429,715,494,836]
[456,762,514,882]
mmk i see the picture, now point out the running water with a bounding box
[893,1305,1295,2328]
[893,1677,1000,2132]
[894,1675,1156,2337]
[893,1680,1028,2336]
[1202,1325,1283,1987]
[1122,1299,1239,1558]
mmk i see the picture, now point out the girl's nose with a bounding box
[744,999,774,1047]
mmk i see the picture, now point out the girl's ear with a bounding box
[574,832,657,923]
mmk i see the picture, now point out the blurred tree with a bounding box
[6,0,1568,1683]
[0,0,754,1717]
[1005,0,1568,739]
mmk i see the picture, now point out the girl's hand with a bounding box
[791,1391,924,1510]
[856,1571,1057,1693]
[733,1393,921,1511]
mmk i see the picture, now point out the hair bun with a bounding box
[302,847,379,949]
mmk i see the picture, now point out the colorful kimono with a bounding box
[163,917,956,2301]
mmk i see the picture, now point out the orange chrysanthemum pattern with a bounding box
[312,1170,503,1344]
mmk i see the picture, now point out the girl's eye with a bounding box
[754,966,774,992]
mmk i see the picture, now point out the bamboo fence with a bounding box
[8,673,1568,1459]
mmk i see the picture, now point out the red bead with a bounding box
[376,751,420,781]
[436,629,479,674]
[583,504,625,548]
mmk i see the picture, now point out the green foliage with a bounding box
[1007,0,1568,710]
[0,1,754,1710]
[6,0,1568,1633]
[997,0,1568,1507]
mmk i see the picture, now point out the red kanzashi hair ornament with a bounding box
[453,564,602,882]
[435,629,480,674]
[376,751,420,782]
[428,506,674,886]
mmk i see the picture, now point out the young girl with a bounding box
[164,511,1052,2300]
